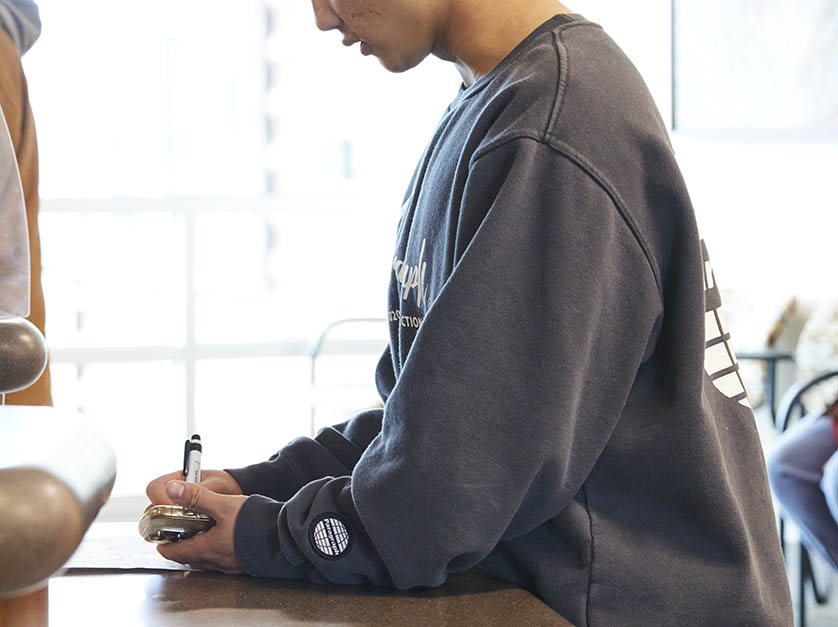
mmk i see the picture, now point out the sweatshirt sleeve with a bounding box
[225,348,395,502]
[232,137,663,588]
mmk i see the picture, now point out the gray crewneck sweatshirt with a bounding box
[228,14,792,626]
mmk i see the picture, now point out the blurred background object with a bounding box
[0,0,51,406]
[0,406,116,598]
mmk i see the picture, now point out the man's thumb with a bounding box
[166,480,217,516]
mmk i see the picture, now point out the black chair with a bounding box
[774,370,838,627]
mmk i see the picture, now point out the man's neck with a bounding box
[434,0,573,87]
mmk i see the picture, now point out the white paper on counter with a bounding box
[64,522,198,572]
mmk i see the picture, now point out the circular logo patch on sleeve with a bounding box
[309,514,352,560]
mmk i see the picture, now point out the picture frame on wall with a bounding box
[671,0,838,137]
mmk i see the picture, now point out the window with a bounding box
[673,0,838,134]
[26,0,267,198]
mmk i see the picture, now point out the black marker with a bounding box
[182,434,202,483]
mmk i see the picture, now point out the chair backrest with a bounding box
[308,317,388,434]
[776,369,838,432]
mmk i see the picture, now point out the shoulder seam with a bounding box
[469,136,664,301]
[545,29,568,139]
[544,20,603,138]
[547,139,664,299]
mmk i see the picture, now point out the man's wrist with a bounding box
[233,495,305,579]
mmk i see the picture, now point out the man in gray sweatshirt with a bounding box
[147,1,793,624]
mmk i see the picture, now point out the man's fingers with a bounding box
[146,471,184,505]
[157,530,212,564]
[153,492,247,575]
[155,527,233,573]
[146,470,242,510]
[147,491,176,507]
[166,480,221,516]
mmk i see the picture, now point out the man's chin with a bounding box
[377,52,424,74]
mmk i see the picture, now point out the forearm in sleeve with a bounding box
[225,408,383,502]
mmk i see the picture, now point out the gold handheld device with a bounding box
[139,505,215,544]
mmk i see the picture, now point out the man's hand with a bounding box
[156,479,248,574]
[146,469,242,507]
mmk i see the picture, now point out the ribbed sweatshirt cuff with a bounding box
[233,495,305,579]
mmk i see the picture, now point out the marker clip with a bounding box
[182,439,190,477]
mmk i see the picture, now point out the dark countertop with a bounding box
[45,569,572,626]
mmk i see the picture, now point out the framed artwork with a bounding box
[672,0,838,136]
